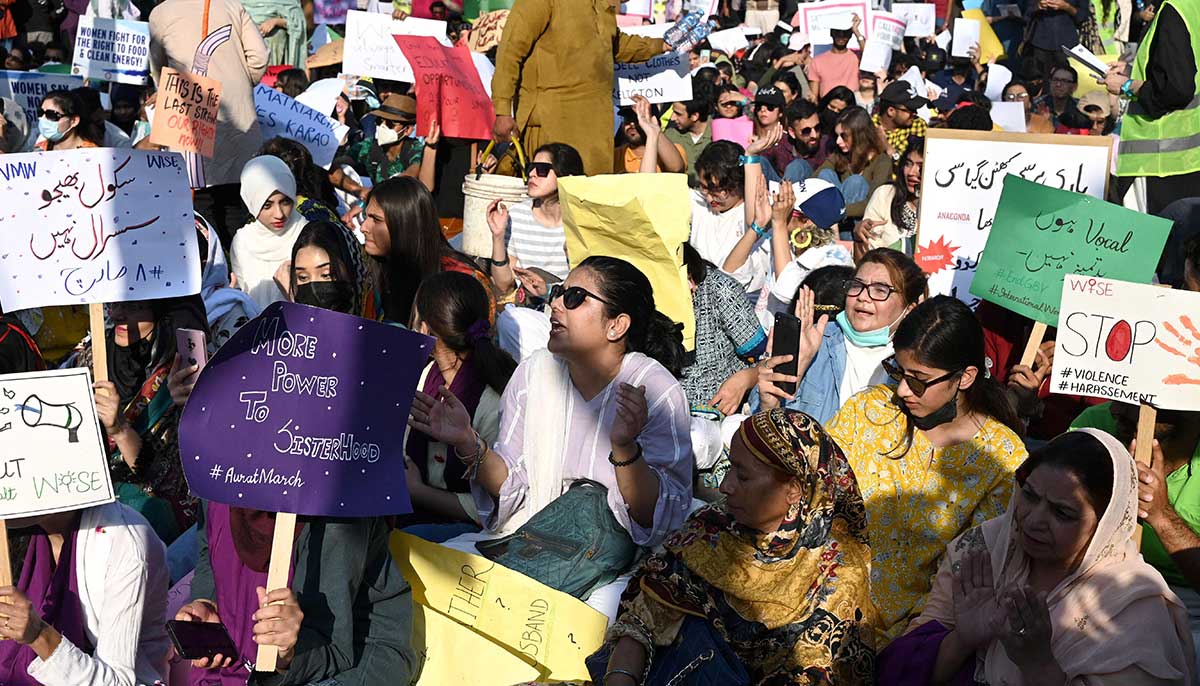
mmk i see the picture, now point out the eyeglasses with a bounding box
[699,182,733,200]
[835,131,852,140]
[793,125,817,136]
[843,278,898,301]
[548,284,614,310]
[37,108,65,121]
[882,357,962,397]
[718,100,741,108]
[526,161,554,178]
[1004,92,1030,101]
[754,102,781,111]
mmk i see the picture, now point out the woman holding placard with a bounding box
[825,296,1027,642]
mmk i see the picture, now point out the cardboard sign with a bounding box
[0,369,115,519]
[0,70,85,128]
[971,175,1171,324]
[621,0,653,17]
[1051,276,1200,411]
[560,174,695,349]
[71,17,151,84]
[859,38,894,73]
[149,67,221,157]
[392,532,609,683]
[614,52,692,106]
[962,9,1006,62]
[869,10,906,49]
[951,17,980,58]
[711,116,752,147]
[0,149,198,311]
[393,36,494,141]
[895,2,935,36]
[798,0,869,46]
[914,129,1111,307]
[706,27,749,56]
[254,85,342,169]
[620,22,673,39]
[179,302,433,516]
[342,10,450,82]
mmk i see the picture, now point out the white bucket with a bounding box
[461,173,529,258]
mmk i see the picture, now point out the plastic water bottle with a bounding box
[676,18,718,53]
[664,12,701,50]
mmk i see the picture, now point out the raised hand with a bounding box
[793,286,830,367]
[409,387,476,458]
[611,383,648,450]
[951,549,1005,650]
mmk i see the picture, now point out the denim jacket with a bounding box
[751,324,847,424]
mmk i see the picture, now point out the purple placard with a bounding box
[179,302,433,516]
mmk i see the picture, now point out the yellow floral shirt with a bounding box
[826,384,1027,642]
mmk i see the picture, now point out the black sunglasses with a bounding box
[794,125,817,136]
[882,357,961,398]
[549,284,613,310]
[754,102,781,111]
[37,108,65,121]
[526,161,554,178]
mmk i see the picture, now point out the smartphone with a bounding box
[166,620,239,662]
[175,328,208,373]
[700,48,711,64]
[772,312,802,396]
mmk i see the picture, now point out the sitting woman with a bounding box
[856,136,924,257]
[409,256,693,618]
[0,502,170,685]
[813,107,891,220]
[77,296,207,544]
[174,220,418,686]
[404,271,517,543]
[881,429,1196,684]
[230,155,308,310]
[826,296,1027,641]
[756,247,926,424]
[592,409,878,684]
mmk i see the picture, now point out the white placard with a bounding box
[295,77,346,119]
[990,101,1026,132]
[0,369,115,519]
[0,70,85,130]
[1052,276,1200,411]
[707,27,750,55]
[622,0,653,17]
[798,0,870,46]
[342,10,450,81]
[472,52,496,97]
[71,17,151,84]
[870,10,906,49]
[859,38,894,73]
[1065,43,1110,78]
[621,22,674,39]
[915,130,1111,306]
[952,18,980,58]
[0,149,199,310]
[934,29,951,49]
[895,2,935,36]
[614,52,692,105]
[984,63,1012,100]
[254,85,341,169]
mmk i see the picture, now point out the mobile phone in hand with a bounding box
[165,620,239,662]
[175,328,208,373]
[772,312,802,396]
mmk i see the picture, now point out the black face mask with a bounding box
[294,281,355,314]
[906,388,959,431]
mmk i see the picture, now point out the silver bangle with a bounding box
[604,668,640,685]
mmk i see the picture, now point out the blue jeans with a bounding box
[166,523,199,585]
[402,521,480,543]
[783,158,814,182]
[586,616,750,685]
[815,168,870,206]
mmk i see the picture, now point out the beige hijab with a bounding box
[927,429,1195,683]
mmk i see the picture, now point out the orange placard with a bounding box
[149,67,221,157]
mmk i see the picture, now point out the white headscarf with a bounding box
[230,156,306,310]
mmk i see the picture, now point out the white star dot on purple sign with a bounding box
[246,453,252,458]
[238,493,243,498]
[283,490,288,495]
[194,456,200,461]
[230,424,235,429]
[332,352,337,358]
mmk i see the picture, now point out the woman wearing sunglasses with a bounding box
[410,256,692,619]
[756,248,925,424]
[826,295,1027,643]
[814,107,891,221]
[35,90,103,151]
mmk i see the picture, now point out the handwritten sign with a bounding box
[0,369,114,519]
[613,52,692,106]
[1051,276,1200,411]
[913,129,1111,307]
[254,85,342,169]
[392,37,493,141]
[392,532,609,682]
[870,10,906,49]
[179,302,432,516]
[149,67,221,157]
[71,17,151,84]
[343,10,450,82]
[0,149,198,311]
[0,70,84,128]
[895,2,935,36]
[971,176,1170,324]
[798,0,870,46]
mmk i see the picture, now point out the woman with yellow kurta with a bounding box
[827,296,1027,643]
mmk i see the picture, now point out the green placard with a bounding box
[970,174,1172,325]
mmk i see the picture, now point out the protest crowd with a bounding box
[0,0,1199,681]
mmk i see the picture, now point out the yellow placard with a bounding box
[1072,54,1121,98]
[558,173,696,350]
[391,532,608,683]
[962,10,1006,63]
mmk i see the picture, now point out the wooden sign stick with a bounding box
[255,511,298,672]
[1133,403,1157,548]
[88,303,109,384]
[0,519,11,587]
[1018,321,1048,368]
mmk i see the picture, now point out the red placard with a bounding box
[393,36,494,141]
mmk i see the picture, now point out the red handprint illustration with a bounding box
[1158,315,1200,386]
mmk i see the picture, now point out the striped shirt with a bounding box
[506,200,571,280]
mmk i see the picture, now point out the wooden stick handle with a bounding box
[1019,321,1048,369]
[88,303,109,384]
[1133,403,1157,548]
[0,519,11,588]
[254,512,297,673]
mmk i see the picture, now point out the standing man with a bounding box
[1107,0,1199,215]
[491,0,665,175]
[806,13,863,98]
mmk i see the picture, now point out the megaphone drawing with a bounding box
[21,394,83,443]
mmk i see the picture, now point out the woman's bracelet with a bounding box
[603,668,641,685]
[609,443,643,467]
[454,431,486,464]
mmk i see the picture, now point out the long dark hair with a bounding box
[288,221,361,310]
[414,272,516,394]
[884,296,1022,456]
[43,89,103,147]
[829,107,886,175]
[578,255,686,377]
[1020,431,1113,516]
[260,136,340,210]
[534,142,585,178]
[890,137,924,230]
[682,242,716,286]
[367,176,470,324]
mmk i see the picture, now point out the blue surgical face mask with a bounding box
[38,116,66,143]
[836,310,893,348]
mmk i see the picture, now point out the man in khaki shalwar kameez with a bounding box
[491,0,666,176]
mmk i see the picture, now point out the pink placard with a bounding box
[711,117,753,148]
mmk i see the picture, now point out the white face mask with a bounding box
[375,123,399,146]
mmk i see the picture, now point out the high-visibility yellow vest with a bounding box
[1115,0,1200,177]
